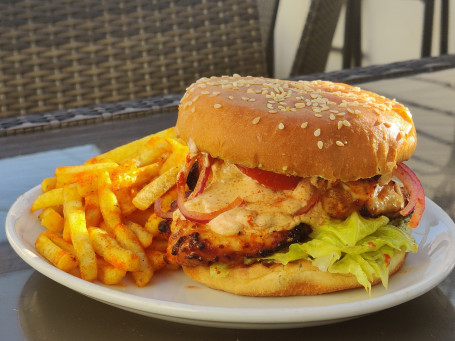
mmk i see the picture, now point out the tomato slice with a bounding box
[236,164,301,190]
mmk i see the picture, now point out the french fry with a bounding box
[89,127,176,164]
[64,184,97,281]
[56,162,118,185]
[145,250,167,272]
[159,138,188,175]
[38,207,64,233]
[113,224,153,287]
[132,165,180,210]
[125,220,154,248]
[137,137,172,166]
[33,127,184,287]
[114,188,137,216]
[44,230,76,256]
[85,194,103,227]
[96,257,127,285]
[41,177,57,192]
[88,227,140,271]
[75,173,99,197]
[144,213,165,237]
[35,233,78,272]
[98,171,122,230]
[146,238,168,252]
[31,187,64,212]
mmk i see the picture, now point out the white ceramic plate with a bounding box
[6,186,455,329]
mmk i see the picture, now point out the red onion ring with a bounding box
[293,194,319,216]
[393,163,425,228]
[177,153,244,224]
[154,197,173,220]
[190,154,213,198]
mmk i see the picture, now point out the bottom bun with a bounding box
[182,251,407,296]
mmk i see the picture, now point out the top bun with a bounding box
[176,75,416,181]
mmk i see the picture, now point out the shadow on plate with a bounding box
[18,271,455,340]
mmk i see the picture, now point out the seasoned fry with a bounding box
[56,162,118,184]
[38,207,64,233]
[44,230,76,255]
[114,224,153,287]
[32,127,184,287]
[159,138,188,174]
[114,187,137,216]
[90,127,176,164]
[88,227,140,271]
[125,220,154,248]
[35,233,78,272]
[41,177,57,192]
[137,137,172,166]
[64,185,97,281]
[144,213,165,237]
[96,257,127,285]
[145,250,167,272]
[85,194,102,227]
[98,171,122,230]
[132,165,180,210]
[31,187,64,212]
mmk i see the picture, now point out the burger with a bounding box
[164,75,425,296]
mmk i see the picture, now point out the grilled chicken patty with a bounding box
[166,159,407,267]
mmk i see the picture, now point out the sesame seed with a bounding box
[337,112,346,116]
[329,114,336,120]
[384,122,392,128]
[295,102,306,108]
[241,97,249,101]
[249,98,256,102]
[314,128,321,137]
[301,122,308,128]
[347,108,355,114]
[201,90,210,95]
[252,116,261,124]
[233,73,241,78]
[338,121,343,130]
[278,123,285,130]
[247,88,256,94]
[191,107,195,113]
[269,110,277,114]
[317,141,323,149]
[314,114,323,118]
[214,104,222,109]
[336,141,344,147]
[374,108,382,115]
[197,83,207,89]
[343,120,351,127]
[354,110,361,114]
[267,103,273,109]
[211,91,220,97]
[228,96,234,100]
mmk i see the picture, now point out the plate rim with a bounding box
[6,185,455,327]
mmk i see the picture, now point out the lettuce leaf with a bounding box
[264,212,417,293]
[209,262,230,278]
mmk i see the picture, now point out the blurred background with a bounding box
[275,0,454,77]
[0,0,453,119]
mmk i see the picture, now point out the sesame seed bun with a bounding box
[182,251,406,296]
[176,75,417,181]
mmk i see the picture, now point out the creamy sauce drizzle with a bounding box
[182,161,324,235]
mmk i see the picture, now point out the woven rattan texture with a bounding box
[2,55,454,137]
[0,0,267,118]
